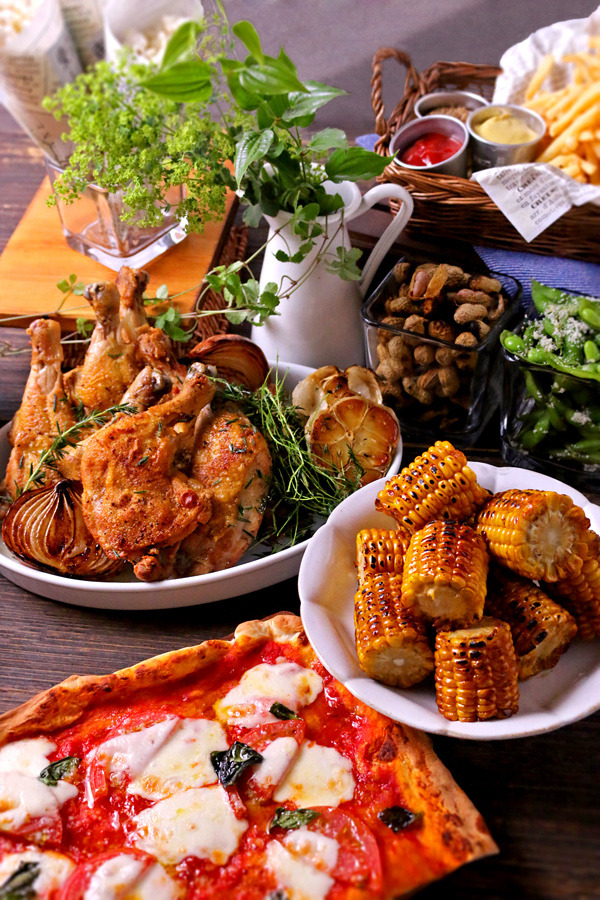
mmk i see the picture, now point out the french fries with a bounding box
[523,45,600,184]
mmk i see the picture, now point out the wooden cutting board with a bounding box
[0,179,238,330]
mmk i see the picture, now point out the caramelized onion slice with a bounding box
[189,335,269,390]
[1,480,121,579]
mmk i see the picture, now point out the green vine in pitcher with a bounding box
[42,8,389,327]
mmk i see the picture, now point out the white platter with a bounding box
[0,362,403,611]
[299,463,600,740]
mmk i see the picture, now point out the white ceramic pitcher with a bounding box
[250,181,414,368]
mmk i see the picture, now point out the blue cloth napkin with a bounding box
[474,247,600,312]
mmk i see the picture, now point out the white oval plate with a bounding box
[0,362,403,611]
[299,463,600,740]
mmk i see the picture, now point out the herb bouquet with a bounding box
[44,11,391,342]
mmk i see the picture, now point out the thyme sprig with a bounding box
[215,371,363,549]
[17,402,137,496]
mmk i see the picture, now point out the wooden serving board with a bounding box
[0,179,238,330]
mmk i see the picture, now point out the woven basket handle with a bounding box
[371,48,423,152]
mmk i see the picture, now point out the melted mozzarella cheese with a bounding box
[283,828,339,873]
[265,840,334,900]
[0,849,74,898]
[128,719,227,800]
[132,785,248,866]
[94,719,178,782]
[214,662,323,726]
[273,741,355,807]
[0,738,55,777]
[129,861,181,900]
[85,855,145,900]
[83,854,180,900]
[249,737,299,795]
[0,737,77,807]
[0,772,60,831]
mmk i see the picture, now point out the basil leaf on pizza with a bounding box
[378,806,423,832]
[269,807,321,831]
[38,755,80,786]
[210,741,263,786]
[0,861,39,900]
[269,702,300,720]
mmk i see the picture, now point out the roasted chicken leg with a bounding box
[80,364,215,568]
[177,404,272,575]
[116,266,149,343]
[64,281,140,412]
[3,319,77,500]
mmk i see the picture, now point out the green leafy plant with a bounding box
[43,9,389,328]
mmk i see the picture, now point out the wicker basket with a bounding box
[371,48,599,261]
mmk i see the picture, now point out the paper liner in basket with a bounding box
[470,6,600,242]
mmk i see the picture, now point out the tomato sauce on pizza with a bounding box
[0,616,496,899]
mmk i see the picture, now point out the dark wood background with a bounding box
[0,103,599,900]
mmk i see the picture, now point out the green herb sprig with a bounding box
[17,402,137,496]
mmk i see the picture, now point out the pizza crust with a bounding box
[0,614,303,746]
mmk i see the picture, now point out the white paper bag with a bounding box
[0,0,82,163]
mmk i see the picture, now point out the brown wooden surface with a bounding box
[0,106,599,900]
[0,177,237,330]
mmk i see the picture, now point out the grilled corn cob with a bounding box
[435,617,519,722]
[401,520,489,627]
[355,528,410,583]
[485,568,577,679]
[543,530,600,640]
[354,573,434,688]
[375,440,489,533]
[476,489,589,582]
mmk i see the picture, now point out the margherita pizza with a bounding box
[0,615,497,899]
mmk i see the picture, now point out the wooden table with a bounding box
[1,106,599,900]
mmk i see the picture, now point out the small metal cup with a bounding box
[414,90,488,119]
[389,115,469,177]
[467,105,546,170]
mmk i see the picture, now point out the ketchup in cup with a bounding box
[400,131,463,167]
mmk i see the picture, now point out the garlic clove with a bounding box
[189,335,269,391]
[2,480,122,579]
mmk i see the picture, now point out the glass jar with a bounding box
[45,158,186,271]
[361,255,522,445]
[501,341,600,491]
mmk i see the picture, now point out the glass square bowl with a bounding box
[501,334,600,491]
[361,255,522,445]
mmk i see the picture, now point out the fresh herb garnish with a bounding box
[39,755,80,787]
[136,456,150,467]
[210,742,263,786]
[378,806,423,832]
[214,370,363,549]
[269,807,320,831]
[0,861,40,899]
[17,403,137,496]
[270,702,300,720]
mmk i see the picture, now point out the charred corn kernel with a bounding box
[354,573,434,688]
[401,520,489,628]
[375,440,489,533]
[476,489,590,582]
[485,567,577,679]
[355,528,410,582]
[543,530,600,640]
[435,617,519,722]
